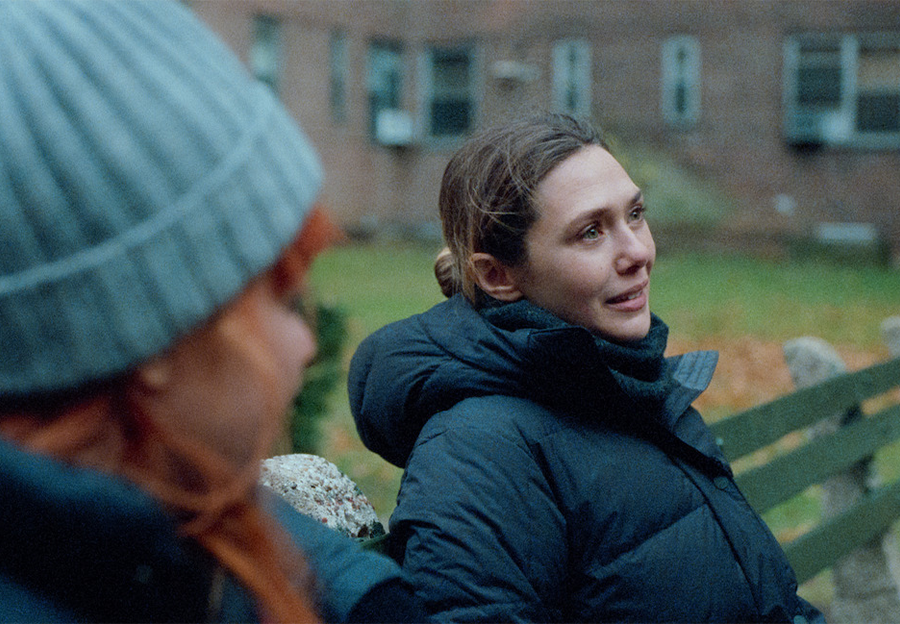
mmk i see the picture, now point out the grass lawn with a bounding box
[305,240,900,613]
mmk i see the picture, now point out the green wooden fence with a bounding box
[710,356,900,584]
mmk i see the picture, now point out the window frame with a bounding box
[784,32,900,148]
[552,38,592,118]
[661,35,701,128]
[251,14,282,94]
[420,42,479,141]
[366,39,404,141]
[329,29,350,125]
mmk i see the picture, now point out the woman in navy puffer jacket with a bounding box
[349,113,825,623]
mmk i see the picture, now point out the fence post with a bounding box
[782,337,900,624]
[883,317,900,359]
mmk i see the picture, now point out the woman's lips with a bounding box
[607,283,648,312]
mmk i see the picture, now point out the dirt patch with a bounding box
[667,335,885,420]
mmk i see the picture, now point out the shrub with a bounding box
[289,302,349,454]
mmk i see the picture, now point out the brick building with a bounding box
[191,0,900,261]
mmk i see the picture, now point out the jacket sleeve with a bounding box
[389,404,567,623]
[266,493,429,623]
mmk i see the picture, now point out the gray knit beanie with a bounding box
[0,0,323,396]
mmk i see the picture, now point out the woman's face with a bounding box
[137,246,317,468]
[508,145,655,342]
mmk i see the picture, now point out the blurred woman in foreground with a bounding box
[0,1,424,622]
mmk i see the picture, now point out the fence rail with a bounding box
[710,316,900,623]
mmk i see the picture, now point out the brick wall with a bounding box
[192,0,900,261]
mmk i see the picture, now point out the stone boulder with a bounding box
[260,454,385,540]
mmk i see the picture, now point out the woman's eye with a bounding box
[581,225,601,240]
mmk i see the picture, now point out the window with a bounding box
[367,40,403,139]
[857,40,900,133]
[552,38,591,117]
[330,30,349,124]
[785,33,900,147]
[251,15,281,94]
[661,36,701,127]
[424,45,476,138]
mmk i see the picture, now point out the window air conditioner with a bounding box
[490,60,540,84]
[375,109,415,147]
[786,109,850,146]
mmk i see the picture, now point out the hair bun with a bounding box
[434,247,459,298]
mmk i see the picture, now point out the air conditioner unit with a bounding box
[786,109,850,146]
[490,60,540,84]
[375,109,415,147]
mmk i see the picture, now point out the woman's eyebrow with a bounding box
[563,205,612,239]
[565,189,645,233]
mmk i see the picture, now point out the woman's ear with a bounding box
[470,253,524,302]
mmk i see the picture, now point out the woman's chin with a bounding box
[592,311,652,344]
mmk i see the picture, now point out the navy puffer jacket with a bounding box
[349,294,824,623]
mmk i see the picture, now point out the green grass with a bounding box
[311,242,900,351]
[310,241,446,347]
[651,252,900,347]
[306,241,445,517]
[305,240,900,613]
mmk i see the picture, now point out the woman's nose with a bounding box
[614,227,653,273]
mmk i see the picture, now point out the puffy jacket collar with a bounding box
[663,350,719,427]
[350,295,718,468]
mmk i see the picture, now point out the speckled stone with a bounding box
[259,454,385,540]
[882,317,900,359]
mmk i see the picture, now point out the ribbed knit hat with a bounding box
[0,0,323,396]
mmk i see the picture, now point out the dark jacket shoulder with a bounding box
[0,439,425,623]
